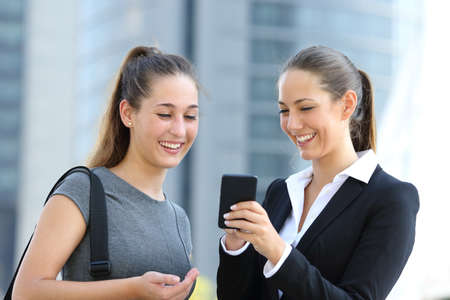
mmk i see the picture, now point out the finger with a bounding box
[145,271,180,285]
[231,201,266,215]
[224,219,260,233]
[174,281,196,300]
[224,209,265,224]
[183,268,199,281]
[224,228,237,235]
[233,228,255,242]
[165,268,199,296]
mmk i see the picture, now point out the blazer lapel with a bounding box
[267,181,292,233]
[297,177,364,253]
[263,181,292,300]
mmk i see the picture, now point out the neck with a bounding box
[310,138,358,188]
[109,150,167,201]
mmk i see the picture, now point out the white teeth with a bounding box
[160,142,182,149]
[297,133,316,142]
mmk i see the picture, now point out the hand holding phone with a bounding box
[218,174,258,229]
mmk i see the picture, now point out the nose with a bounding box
[169,115,186,137]
[286,113,303,134]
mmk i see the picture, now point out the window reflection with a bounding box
[251,2,295,27]
[251,39,296,64]
[250,115,283,139]
[250,76,278,102]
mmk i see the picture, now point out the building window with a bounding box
[0,21,23,48]
[0,1,23,16]
[0,50,21,74]
[0,108,19,134]
[250,152,294,178]
[250,76,278,102]
[0,78,21,104]
[250,115,283,139]
[251,2,296,27]
[0,166,18,195]
[251,39,296,64]
[297,8,393,40]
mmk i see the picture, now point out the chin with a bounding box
[299,149,319,161]
[160,160,182,169]
[154,151,188,168]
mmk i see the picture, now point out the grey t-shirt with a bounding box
[52,167,193,283]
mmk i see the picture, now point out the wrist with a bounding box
[267,238,286,265]
[224,233,245,250]
[127,276,143,300]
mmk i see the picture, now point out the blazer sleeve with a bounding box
[216,179,281,300]
[268,181,419,300]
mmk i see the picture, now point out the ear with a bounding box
[340,90,357,121]
[119,99,135,127]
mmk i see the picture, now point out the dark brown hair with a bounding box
[87,46,198,168]
[281,45,376,152]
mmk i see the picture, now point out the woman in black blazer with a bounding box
[217,46,419,300]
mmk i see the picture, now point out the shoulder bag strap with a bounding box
[4,166,110,300]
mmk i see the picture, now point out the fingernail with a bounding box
[224,220,230,225]
[230,205,236,210]
[223,213,229,219]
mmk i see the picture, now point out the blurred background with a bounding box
[1,0,449,299]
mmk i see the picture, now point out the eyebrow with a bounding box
[156,103,199,109]
[278,98,316,105]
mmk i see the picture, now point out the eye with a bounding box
[279,109,289,114]
[157,113,171,118]
[300,107,314,111]
[184,115,197,120]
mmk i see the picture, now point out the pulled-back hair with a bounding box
[87,46,198,168]
[281,45,376,152]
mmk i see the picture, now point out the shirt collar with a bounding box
[285,166,313,190]
[336,149,378,184]
[285,167,312,227]
[286,149,378,187]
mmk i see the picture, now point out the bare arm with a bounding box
[12,195,198,300]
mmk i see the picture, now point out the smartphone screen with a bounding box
[218,174,258,229]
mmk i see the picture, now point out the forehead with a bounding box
[278,69,327,103]
[146,74,198,108]
[279,69,322,93]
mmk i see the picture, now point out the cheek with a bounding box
[280,117,288,134]
[187,122,199,141]
[309,112,329,132]
[147,119,167,137]
[317,119,341,147]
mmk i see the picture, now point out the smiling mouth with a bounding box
[296,133,316,144]
[159,141,184,150]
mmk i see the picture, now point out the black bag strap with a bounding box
[87,169,111,277]
[4,166,110,300]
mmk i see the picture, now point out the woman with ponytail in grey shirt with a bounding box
[13,46,200,300]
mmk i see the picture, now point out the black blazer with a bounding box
[217,165,419,300]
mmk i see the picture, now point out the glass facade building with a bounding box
[0,0,25,291]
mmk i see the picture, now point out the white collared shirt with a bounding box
[221,150,378,298]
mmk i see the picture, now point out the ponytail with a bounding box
[87,72,129,168]
[350,70,376,152]
[86,46,197,168]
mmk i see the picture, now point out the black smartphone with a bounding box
[218,174,258,229]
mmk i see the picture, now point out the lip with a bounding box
[296,133,316,147]
[159,140,185,154]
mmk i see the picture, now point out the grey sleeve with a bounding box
[50,171,91,224]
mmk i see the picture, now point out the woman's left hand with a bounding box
[224,201,286,265]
